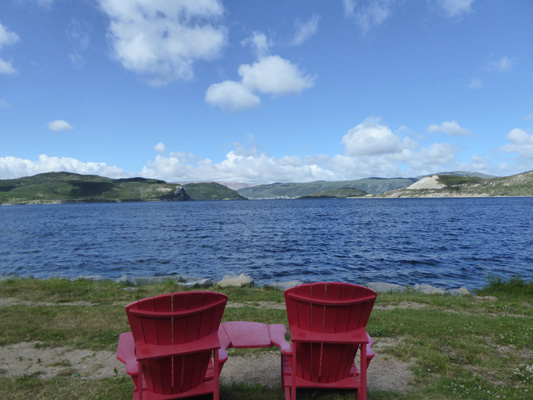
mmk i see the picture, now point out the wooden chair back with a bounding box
[125,291,227,395]
[284,282,377,383]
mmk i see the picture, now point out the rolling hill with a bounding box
[0,172,244,204]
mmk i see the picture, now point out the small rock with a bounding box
[181,278,214,288]
[268,281,303,291]
[217,273,254,287]
[0,274,22,282]
[115,275,179,285]
[71,275,103,281]
[413,284,445,295]
[367,282,405,293]
[474,295,498,301]
[447,287,470,296]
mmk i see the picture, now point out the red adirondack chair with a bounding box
[118,291,228,400]
[278,282,377,400]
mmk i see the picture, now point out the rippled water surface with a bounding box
[1,198,532,288]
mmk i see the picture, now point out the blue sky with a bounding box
[1,0,532,183]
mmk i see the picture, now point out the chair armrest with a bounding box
[136,331,221,360]
[116,332,138,376]
[290,327,369,344]
[218,325,232,363]
[269,324,292,355]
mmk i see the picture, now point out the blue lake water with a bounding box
[0,198,532,289]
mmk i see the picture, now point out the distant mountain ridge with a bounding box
[236,171,503,199]
[0,172,244,204]
[1,171,529,204]
[237,177,418,198]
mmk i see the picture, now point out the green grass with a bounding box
[0,276,531,399]
[475,274,533,300]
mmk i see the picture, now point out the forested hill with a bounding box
[0,172,244,204]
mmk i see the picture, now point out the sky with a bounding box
[1,0,532,184]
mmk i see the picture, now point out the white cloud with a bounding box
[343,0,394,33]
[341,117,403,156]
[205,80,260,111]
[500,128,533,159]
[239,56,314,95]
[0,22,20,75]
[426,120,474,136]
[139,124,460,183]
[241,32,271,58]
[206,32,314,111]
[10,118,527,183]
[0,58,17,75]
[154,142,166,153]
[140,118,461,183]
[0,23,19,49]
[468,78,482,89]
[0,99,9,108]
[416,143,458,166]
[0,155,127,180]
[142,148,334,184]
[487,56,513,73]
[438,0,475,18]
[290,15,319,46]
[525,113,533,122]
[98,0,227,86]
[47,120,74,132]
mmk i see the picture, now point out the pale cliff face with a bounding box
[406,176,445,190]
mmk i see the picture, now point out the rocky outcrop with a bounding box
[217,273,254,287]
[406,175,445,190]
[367,282,404,293]
[170,186,192,201]
[367,281,469,295]
[115,274,213,287]
[268,281,304,291]
[1,274,472,295]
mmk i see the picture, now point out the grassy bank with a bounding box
[0,277,531,399]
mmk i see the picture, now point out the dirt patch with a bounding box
[0,339,414,394]
[220,340,414,393]
[374,301,429,311]
[0,342,123,380]
[0,298,97,307]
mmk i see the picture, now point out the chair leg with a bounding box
[291,353,297,400]
[357,345,367,400]
[214,350,220,400]
[137,361,143,400]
